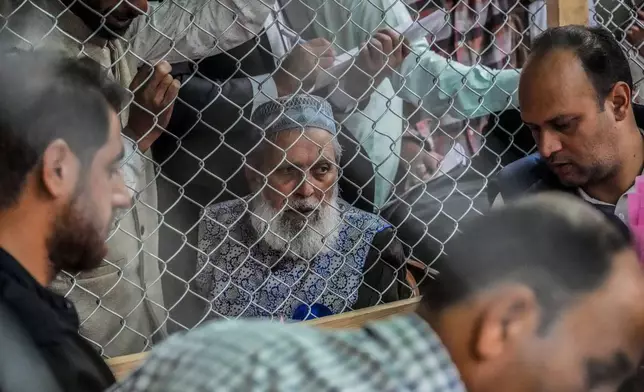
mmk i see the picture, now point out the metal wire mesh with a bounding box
[0,0,537,358]
[599,0,644,105]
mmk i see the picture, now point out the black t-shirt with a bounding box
[0,248,115,391]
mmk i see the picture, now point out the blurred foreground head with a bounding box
[0,50,129,283]
[422,193,644,392]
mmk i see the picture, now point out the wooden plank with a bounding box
[107,352,148,381]
[546,0,589,27]
[106,297,422,380]
[303,297,421,329]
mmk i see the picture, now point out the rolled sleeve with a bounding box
[129,0,277,64]
[392,48,520,120]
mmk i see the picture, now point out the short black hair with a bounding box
[0,50,126,210]
[530,25,633,105]
[422,193,631,333]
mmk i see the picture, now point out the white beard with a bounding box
[249,188,341,260]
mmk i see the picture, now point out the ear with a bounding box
[473,285,539,361]
[40,139,79,200]
[609,81,632,122]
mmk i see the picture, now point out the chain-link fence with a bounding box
[0,0,620,360]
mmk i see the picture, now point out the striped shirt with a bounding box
[110,314,465,392]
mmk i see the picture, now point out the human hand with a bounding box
[127,60,180,152]
[357,29,408,79]
[400,139,442,186]
[275,38,335,96]
[344,29,409,99]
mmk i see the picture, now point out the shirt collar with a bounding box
[0,248,79,342]
[577,164,644,206]
[0,248,41,291]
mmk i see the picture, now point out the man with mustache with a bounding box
[195,95,411,320]
[489,25,644,227]
[0,51,130,391]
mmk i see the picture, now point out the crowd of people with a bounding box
[2,0,644,391]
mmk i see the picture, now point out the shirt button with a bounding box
[64,300,73,309]
[619,213,625,220]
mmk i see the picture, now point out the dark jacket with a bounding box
[0,248,115,391]
[355,227,411,309]
[488,103,644,206]
[487,153,634,239]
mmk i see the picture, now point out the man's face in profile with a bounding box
[519,50,621,187]
[525,250,644,392]
[47,110,130,274]
[434,249,644,392]
[66,0,148,39]
[476,250,644,392]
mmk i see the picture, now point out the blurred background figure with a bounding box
[282,0,521,207]
[0,51,130,391]
[111,193,644,392]
[408,0,516,172]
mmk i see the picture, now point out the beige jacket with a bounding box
[1,0,275,357]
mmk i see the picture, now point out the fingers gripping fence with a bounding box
[0,0,538,358]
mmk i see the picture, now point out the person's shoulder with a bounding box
[154,319,327,365]
[487,154,547,205]
[496,153,545,180]
[203,198,248,226]
[341,201,392,231]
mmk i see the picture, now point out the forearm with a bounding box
[130,0,278,63]
[392,49,520,120]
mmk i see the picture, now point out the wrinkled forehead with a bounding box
[265,128,336,163]
[519,50,599,125]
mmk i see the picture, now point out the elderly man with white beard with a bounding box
[195,95,411,321]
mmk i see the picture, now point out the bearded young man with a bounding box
[195,95,410,320]
[0,52,131,391]
[0,0,289,356]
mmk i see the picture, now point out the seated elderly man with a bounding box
[195,95,411,320]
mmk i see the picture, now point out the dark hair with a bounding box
[530,25,633,105]
[422,193,631,333]
[0,50,126,210]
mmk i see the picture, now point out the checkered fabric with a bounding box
[409,0,514,158]
[109,314,466,392]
